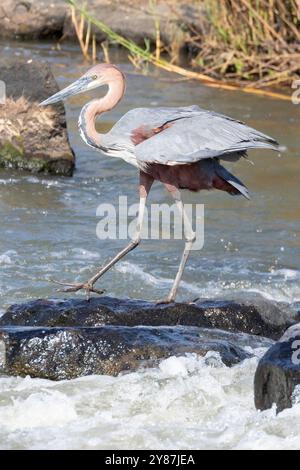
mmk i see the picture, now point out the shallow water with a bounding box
[0,40,299,449]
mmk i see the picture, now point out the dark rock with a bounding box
[63,1,171,47]
[254,324,300,413]
[0,0,165,42]
[0,0,197,50]
[195,293,296,340]
[0,325,260,380]
[0,0,67,39]
[0,295,296,340]
[0,295,281,381]
[0,57,75,175]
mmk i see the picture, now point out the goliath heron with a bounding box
[40,63,278,302]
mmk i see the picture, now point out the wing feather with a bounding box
[131,108,278,166]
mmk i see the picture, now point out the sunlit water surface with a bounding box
[0,41,299,450]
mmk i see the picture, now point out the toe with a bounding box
[91,288,105,295]
[155,298,175,305]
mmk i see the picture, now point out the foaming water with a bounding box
[116,261,300,305]
[0,353,300,450]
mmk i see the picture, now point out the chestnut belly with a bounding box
[145,159,240,196]
[146,160,214,192]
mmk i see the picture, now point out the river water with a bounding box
[0,40,299,449]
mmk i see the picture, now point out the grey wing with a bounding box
[109,105,203,134]
[133,108,279,166]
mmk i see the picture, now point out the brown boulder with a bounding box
[0,57,75,175]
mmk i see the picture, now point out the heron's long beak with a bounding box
[39,76,95,106]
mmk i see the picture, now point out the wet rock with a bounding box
[0,295,296,340]
[254,324,300,413]
[0,295,281,380]
[0,325,259,380]
[0,57,75,175]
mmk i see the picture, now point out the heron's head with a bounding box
[39,63,125,106]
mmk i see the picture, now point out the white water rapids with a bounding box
[1,352,300,450]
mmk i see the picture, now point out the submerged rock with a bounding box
[0,325,262,380]
[254,324,300,413]
[0,57,74,175]
[0,295,296,340]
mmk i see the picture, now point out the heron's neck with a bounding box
[78,78,125,149]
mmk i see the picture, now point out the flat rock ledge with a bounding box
[0,295,295,340]
[255,323,300,414]
[0,295,295,380]
[0,57,75,176]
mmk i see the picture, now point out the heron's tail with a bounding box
[213,161,250,200]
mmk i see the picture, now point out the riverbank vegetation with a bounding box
[67,0,299,100]
[192,0,300,89]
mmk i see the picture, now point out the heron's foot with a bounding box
[50,279,105,301]
[155,297,176,305]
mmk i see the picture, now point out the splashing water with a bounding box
[0,353,299,450]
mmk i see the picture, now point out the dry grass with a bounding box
[110,0,300,88]
[0,97,74,173]
[70,4,97,61]
[0,97,56,143]
[182,0,300,88]
[66,0,296,99]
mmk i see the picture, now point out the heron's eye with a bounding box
[92,75,98,80]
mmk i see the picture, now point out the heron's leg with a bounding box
[53,172,153,299]
[158,185,196,304]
